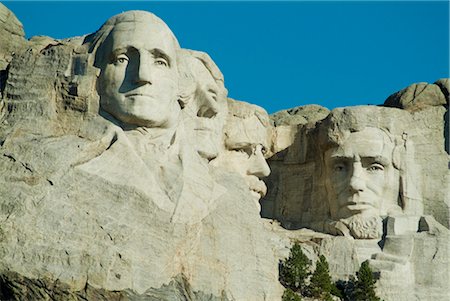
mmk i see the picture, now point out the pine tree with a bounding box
[282,288,302,301]
[353,261,381,301]
[309,255,333,301]
[279,242,311,294]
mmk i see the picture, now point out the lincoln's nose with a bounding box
[349,162,365,193]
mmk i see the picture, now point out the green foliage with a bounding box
[309,255,334,301]
[278,244,382,301]
[309,255,332,296]
[352,261,381,301]
[330,283,343,299]
[282,288,302,301]
[279,243,311,293]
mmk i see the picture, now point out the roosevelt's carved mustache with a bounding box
[125,92,155,97]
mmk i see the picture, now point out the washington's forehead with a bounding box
[108,21,177,54]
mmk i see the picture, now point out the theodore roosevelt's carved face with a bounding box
[214,108,271,210]
[96,16,179,128]
[325,127,400,220]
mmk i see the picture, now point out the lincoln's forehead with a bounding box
[328,127,394,160]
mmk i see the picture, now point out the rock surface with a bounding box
[271,104,330,126]
[384,81,447,111]
[0,7,449,301]
[0,3,26,70]
[263,81,449,300]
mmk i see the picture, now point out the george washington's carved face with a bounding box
[96,16,179,128]
[325,127,400,220]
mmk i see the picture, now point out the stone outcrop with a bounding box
[0,3,26,70]
[384,80,448,111]
[270,104,330,127]
[263,81,449,300]
[0,6,449,301]
[0,10,282,300]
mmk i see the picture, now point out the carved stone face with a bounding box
[224,143,270,201]
[325,127,400,220]
[96,18,179,128]
[185,59,227,160]
[216,110,271,208]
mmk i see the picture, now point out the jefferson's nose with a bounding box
[349,162,365,193]
[247,146,270,178]
[196,84,219,118]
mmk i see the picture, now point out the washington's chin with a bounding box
[120,113,169,128]
[110,105,176,128]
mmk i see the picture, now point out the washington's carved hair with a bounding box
[83,10,180,69]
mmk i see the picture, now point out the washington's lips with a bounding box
[125,92,154,98]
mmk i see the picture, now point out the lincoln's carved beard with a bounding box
[341,214,383,239]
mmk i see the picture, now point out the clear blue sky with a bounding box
[3,1,449,113]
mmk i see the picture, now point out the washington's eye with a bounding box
[367,163,384,172]
[155,58,168,67]
[114,54,129,65]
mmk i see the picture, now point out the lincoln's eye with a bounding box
[367,163,384,172]
[333,164,346,172]
[114,54,129,65]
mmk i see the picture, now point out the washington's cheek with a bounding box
[155,70,178,96]
[100,67,125,99]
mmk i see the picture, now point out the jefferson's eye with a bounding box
[367,163,384,172]
[155,58,168,67]
[114,54,129,65]
[208,89,218,101]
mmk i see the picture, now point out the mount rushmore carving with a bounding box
[0,5,449,301]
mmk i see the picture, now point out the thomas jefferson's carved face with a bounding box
[97,18,179,128]
[185,59,227,160]
[325,127,400,220]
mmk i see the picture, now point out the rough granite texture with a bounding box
[0,5,449,301]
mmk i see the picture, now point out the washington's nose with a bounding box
[349,163,365,193]
[135,54,153,85]
[247,149,270,178]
